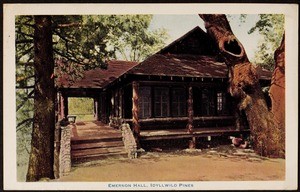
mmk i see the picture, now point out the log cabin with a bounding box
[56,26,271,148]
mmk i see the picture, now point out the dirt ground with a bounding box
[58,145,285,182]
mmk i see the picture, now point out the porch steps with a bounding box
[71,135,127,164]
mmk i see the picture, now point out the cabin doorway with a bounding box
[68,97,95,122]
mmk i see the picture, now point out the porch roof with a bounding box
[126,54,272,80]
[56,60,138,89]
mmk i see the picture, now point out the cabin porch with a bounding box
[140,127,249,141]
[70,120,249,157]
[70,121,127,163]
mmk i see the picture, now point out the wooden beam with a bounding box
[63,95,68,119]
[187,85,194,133]
[119,88,123,118]
[132,81,141,147]
[187,85,195,149]
[94,97,99,121]
[57,92,62,120]
[59,92,68,119]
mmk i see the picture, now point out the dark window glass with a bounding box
[193,87,202,116]
[138,86,151,118]
[113,91,119,117]
[217,91,229,115]
[154,87,169,117]
[172,88,186,117]
[201,89,215,116]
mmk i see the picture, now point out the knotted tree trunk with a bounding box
[199,14,285,158]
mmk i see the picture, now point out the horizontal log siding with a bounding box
[123,116,235,130]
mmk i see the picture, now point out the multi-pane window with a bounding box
[217,92,223,113]
[201,89,215,116]
[154,87,170,117]
[217,92,228,115]
[138,87,152,118]
[172,88,186,116]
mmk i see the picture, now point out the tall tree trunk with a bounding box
[199,14,284,158]
[26,16,55,181]
[270,35,285,125]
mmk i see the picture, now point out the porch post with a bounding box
[94,97,99,121]
[187,85,195,149]
[57,91,62,120]
[132,81,140,148]
[187,85,194,133]
[59,92,67,119]
[61,93,68,119]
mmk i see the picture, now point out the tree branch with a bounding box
[16,30,34,39]
[53,49,86,66]
[16,39,34,44]
[17,90,34,111]
[53,22,81,28]
[16,85,35,89]
[17,46,34,58]
[17,118,33,130]
[199,14,249,66]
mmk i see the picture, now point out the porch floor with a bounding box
[70,121,126,163]
[71,121,122,141]
[140,127,250,140]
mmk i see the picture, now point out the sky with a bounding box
[149,14,260,61]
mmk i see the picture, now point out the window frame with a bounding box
[171,87,187,117]
[154,87,170,117]
[138,86,152,119]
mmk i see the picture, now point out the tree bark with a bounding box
[26,16,55,181]
[270,35,285,125]
[199,14,284,158]
[132,81,141,148]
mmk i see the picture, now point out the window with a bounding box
[217,92,224,112]
[154,87,169,117]
[172,88,186,116]
[201,89,215,116]
[217,91,229,115]
[193,87,202,116]
[138,87,151,118]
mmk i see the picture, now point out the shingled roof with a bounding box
[56,60,138,89]
[126,54,271,80]
[127,54,227,78]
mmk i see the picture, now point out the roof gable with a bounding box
[158,26,218,56]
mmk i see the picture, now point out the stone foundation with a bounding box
[59,125,72,177]
[121,123,137,159]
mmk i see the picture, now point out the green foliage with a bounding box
[68,98,95,121]
[102,15,169,61]
[15,16,35,181]
[248,14,284,71]
[68,98,94,115]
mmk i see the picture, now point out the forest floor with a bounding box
[58,145,285,182]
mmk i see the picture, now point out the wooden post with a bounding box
[119,88,123,118]
[59,93,68,119]
[57,92,62,120]
[187,85,194,133]
[132,81,140,148]
[94,97,99,121]
[62,94,68,119]
[187,85,195,149]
